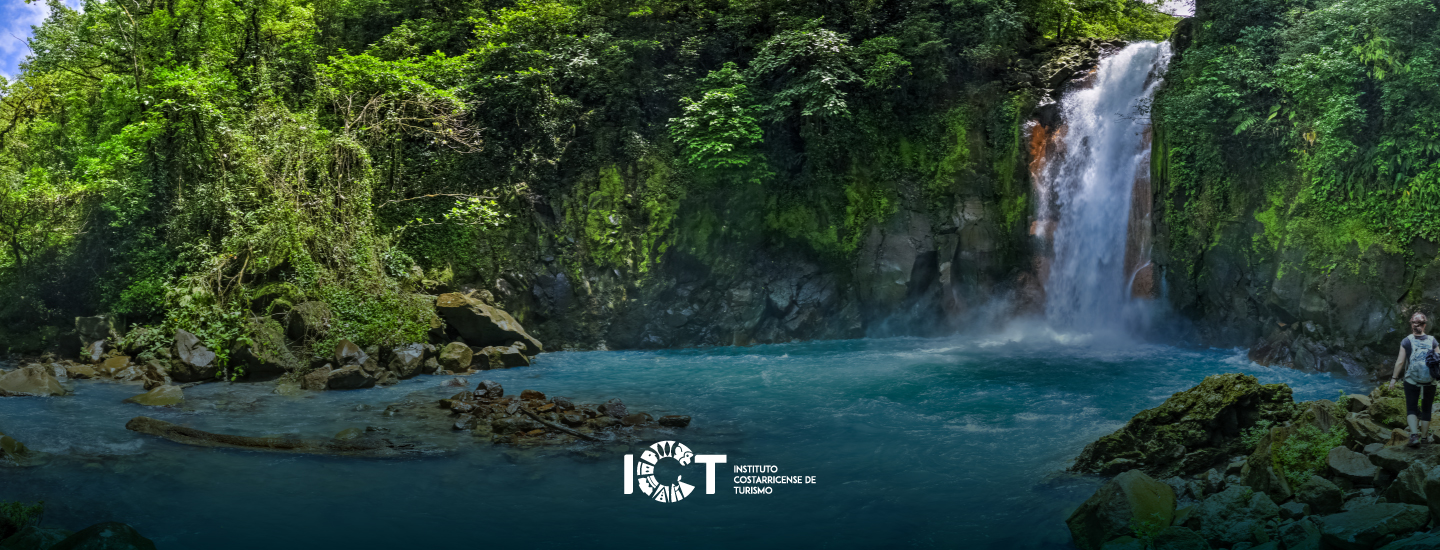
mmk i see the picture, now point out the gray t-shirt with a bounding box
[1403,334,1436,385]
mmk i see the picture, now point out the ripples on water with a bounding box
[0,329,1366,549]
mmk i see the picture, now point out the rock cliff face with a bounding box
[454,40,1123,351]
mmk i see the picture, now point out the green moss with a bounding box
[1272,423,1347,489]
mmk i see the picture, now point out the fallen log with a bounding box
[125,416,422,457]
[516,407,601,441]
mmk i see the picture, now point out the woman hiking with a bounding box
[1389,312,1438,448]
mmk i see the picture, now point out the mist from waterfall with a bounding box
[1040,42,1171,333]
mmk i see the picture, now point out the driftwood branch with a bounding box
[125,416,422,457]
[517,407,600,441]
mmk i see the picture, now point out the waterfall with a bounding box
[1037,42,1171,332]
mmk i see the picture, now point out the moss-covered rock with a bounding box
[1071,373,1296,478]
[1065,469,1176,550]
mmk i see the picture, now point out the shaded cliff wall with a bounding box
[1150,0,1440,378]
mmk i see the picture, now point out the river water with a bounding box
[2,331,1364,549]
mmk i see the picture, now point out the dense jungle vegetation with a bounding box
[0,0,1175,359]
[1154,0,1440,279]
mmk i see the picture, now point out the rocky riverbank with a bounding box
[1068,373,1440,550]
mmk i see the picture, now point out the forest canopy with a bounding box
[0,0,1174,358]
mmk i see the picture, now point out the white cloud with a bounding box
[0,0,84,80]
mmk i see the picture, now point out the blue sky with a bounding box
[0,0,83,80]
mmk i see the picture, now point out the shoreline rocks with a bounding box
[1068,377,1440,550]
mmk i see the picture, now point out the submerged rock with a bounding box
[0,366,66,397]
[50,522,156,550]
[1072,373,1295,478]
[659,415,692,428]
[1065,469,1175,550]
[123,385,183,407]
[0,526,74,550]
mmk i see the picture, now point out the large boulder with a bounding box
[232,318,300,377]
[1294,475,1344,515]
[438,342,473,372]
[1072,374,1296,478]
[1315,503,1429,550]
[123,386,183,407]
[333,340,368,367]
[1344,413,1392,446]
[0,526,74,550]
[1328,446,1378,483]
[1185,485,1280,547]
[1370,398,1408,429]
[171,330,218,382]
[1279,518,1322,550]
[1239,426,1294,501]
[435,293,543,355]
[0,366,66,397]
[385,343,434,379]
[1380,532,1440,550]
[74,315,121,348]
[284,301,331,342]
[324,365,377,390]
[1065,469,1176,550]
[50,522,156,550]
[1383,462,1429,505]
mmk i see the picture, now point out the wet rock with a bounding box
[435,293,543,355]
[621,413,650,427]
[599,399,628,419]
[520,389,545,401]
[233,317,299,376]
[123,385,183,407]
[333,340,368,367]
[474,380,503,399]
[492,417,542,435]
[552,396,574,410]
[301,366,332,391]
[1295,475,1344,514]
[325,365,376,390]
[0,365,66,396]
[94,356,128,378]
[1065,469,1175,550]
[0,432,34,465]
[63,364,96,380]
[1071,373,1296,478]
[487,344,531,368]
[660,415,692,428]
[83,341,106,363]
[1186,485,1279,547]
[50,521,156,550]
[0,525,74,550]
[334,428,363,441]
[172,330,219,382]
[561,414,586,427]
[590,416,620,429]
[1315,503,1429,550]
[1329,446,1379,482]
[386,343,432,379]
[453,414,478,430]
[438,342,473,372]
[1241,426,1294,501]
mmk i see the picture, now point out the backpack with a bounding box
[1427,339,1440,381]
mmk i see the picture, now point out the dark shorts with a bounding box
[1405,382,1436,421]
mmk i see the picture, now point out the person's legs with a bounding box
[1422,384,1436,442]
[1406,382,1423,436]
